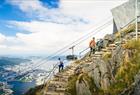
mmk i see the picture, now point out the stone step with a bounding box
[61,72,72,75]
[129,31,140,36]
[61,75,70,79]
[92,57,100,59]
[94,51,104,55]
[56,87,66,92]
[47,85,66,92]
[64,72,74,76]
[66,69,75,73]
[63,75,70,78]
[65,71,73,74]
[93,55,102,57]
[106,46,116,50]
[66,68,75,72]
[49,81,67,86]
[47,86,56,91]
[54,73,69,77]
[108,44,117,47]
[101,49,109,52]
[54,75,70,79]
[52,77,68,82]
[45,91,65,95]
[65,70,74,73]
[132,35,140,38]
[115,41,121,45]
[85,59,92,62]
[48,85,66,91]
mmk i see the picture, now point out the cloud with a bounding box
[7,0,89,25]
[7,0,45,13]
[0,19,113,56]
[11,21,88,48]
[0,33,6,43]
[0,21,86,55]
[0,0,128,55]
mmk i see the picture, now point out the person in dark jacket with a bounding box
[58,58,64,72]
[96,39,104,51]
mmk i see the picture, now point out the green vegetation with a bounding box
[83,74,105,95]
[67,73,105,95]
[102,52,112,62]
[20,77,33,82]
[122,24,135,34]
[79,74,98,94]
[106,39,140,95]
[25,25,140,95]
[115,24,135,40]
[67,75,78,95]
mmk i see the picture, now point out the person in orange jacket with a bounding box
[89,37,96,56]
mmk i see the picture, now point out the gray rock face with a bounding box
[76,74,92,95]
[131,72,140,95]
[132,82,140,95]
[93,58,111,90]
[104,34,115,41]
[82,57,111,90]
[98,60,111,90]
[78,43,130,92]
[93,66,101,88]
[103,34,115,47]
[111,45,124,76]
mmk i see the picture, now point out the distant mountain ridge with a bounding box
[0,57,31,66]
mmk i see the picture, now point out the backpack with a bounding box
[60,61,63,65]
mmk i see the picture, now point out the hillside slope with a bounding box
[25,24,140,95]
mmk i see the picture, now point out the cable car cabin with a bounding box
[66,55,77,60]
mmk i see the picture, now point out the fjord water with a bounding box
[8,81,36,95]
[0,56,70,95]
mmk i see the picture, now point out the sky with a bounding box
[0,0,128,56]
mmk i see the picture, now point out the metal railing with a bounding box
[79,47,89,58]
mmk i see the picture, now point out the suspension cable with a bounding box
[26,19,113,71]
[16,17,113,79]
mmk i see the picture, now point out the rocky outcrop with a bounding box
[66,29,140,95]
[26,24,140,95]
[76,74,92,95]
[131,72,140,95]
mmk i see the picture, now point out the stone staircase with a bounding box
[44,31,140,95]
[45,65,78,95]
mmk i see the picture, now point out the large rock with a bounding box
[76,74,92,95]
[104,34,115,41]
[103,34,115,47]
[96,59,111,90]
[110,45,124,76]
[130,72,140,95]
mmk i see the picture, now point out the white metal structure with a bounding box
[136,0,138,40]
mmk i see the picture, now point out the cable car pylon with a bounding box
[66,45,77,60]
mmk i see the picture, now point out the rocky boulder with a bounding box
[76,74,92,95]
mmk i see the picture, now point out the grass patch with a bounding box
[123,39,140,49]
[67,75,78,95]
[67,73,105,95]
[102,52,112,62]
[106,39,140,95]
[82,74,98,94]
[115,24,135,39]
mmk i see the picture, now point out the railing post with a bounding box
[136,0,138,40]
